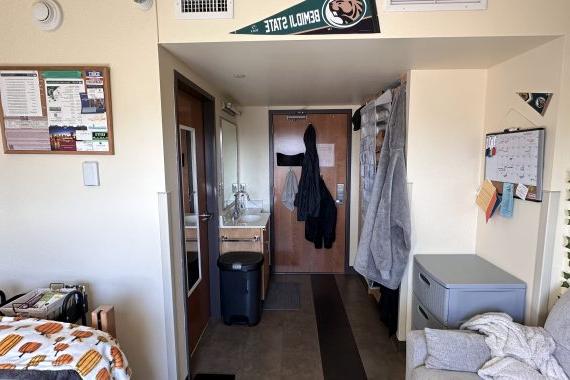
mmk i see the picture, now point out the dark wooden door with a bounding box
[177,90,210,355]
[271,111,350,273]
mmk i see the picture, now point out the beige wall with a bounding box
[475,38,565,324]
[548,37,570,307]
[158,46,234,378]
[398,69,487,338]
[156,0,570,43]
[0,1,168,378]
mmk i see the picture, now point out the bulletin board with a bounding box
[484,128,545,202]
[0,66,114,154]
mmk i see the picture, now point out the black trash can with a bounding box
[218,252,264,326]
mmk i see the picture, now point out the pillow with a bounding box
[424,328,491,373]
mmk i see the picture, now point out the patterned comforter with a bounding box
[0,316,131,379]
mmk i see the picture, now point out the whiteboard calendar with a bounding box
[484,128,545,201]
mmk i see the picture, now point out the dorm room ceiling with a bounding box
[163,35,556,106]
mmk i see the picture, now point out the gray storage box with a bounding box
[412,294,445,330]
[413,254,526,329]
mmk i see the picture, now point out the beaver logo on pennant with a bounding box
[322,0,366,28]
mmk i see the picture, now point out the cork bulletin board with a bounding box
[0,66,114,154]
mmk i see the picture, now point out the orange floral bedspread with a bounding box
[0,316,131,379]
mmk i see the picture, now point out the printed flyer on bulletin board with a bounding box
[0,67,113,154]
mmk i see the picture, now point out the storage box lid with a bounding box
[414,254,526,289]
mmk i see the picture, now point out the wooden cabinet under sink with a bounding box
[219,222,270,300]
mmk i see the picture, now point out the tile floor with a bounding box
[191,274,405,380]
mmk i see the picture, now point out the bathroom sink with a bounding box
[239,214,261,223]
[184,214,198,227]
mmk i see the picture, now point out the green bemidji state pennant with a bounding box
[232,0,380,35]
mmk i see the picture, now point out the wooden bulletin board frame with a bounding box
[0,66,114,155]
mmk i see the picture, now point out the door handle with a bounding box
[199,213,213,221]
[336,184,345,205]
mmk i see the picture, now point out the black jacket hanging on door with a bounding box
[294,124,321,221]
[305,177,337,249]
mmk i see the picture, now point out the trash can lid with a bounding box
[217,252,264,271]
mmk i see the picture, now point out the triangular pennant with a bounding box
[231,0,380,35]
[517,92,553,116]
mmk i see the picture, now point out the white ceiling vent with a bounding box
[176,0,234,19]
[386,0,487,11]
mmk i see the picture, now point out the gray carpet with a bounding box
[263,282,301,310]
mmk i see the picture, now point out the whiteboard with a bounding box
[484,128,545,201]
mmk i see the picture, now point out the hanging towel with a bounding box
[294,124,321,221]
[354,86,411,290]
[282,169,299,211]
[500,183,514,218]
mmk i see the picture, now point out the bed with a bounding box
[0,290,130,379]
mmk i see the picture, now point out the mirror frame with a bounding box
[219,117,239,210]
[179,124,202,297]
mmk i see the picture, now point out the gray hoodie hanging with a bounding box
[354,86,411,290]
[281,169,299,211]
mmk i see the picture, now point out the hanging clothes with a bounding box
[360,90,392,224]
[378,285,400,336]
[294,124,321,221]
[354,86,411,290]
[352,105,365,131]
[281,168,299,211]
[305,177,337,249]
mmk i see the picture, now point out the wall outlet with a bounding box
[239,183,246,192]
[232,183,239,193]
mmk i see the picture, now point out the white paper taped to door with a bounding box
[317,143,335,167]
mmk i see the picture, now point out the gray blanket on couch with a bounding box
[461,313,568,380]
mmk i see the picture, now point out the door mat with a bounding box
[263,282,301,310]
[193,375,235,379]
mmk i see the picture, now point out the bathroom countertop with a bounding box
[220,212,270,229]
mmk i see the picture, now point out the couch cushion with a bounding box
[411,366,481,380]
[544,291,570,376]
[424,328,491,373]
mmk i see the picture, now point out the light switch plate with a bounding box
[82,161,100,186]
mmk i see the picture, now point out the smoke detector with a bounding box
[32,0,63,31]
[134,0,153,10]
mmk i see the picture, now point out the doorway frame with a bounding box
[173,71,220,376]
[268,109,353,274]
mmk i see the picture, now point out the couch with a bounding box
[406,290,570,379]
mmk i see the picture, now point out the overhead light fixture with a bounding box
[232,74,246,79]
[134,0,153,10]
[32,0,63,31]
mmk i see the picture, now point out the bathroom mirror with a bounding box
[220,118,238,206]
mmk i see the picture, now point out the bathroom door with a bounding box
[177,88,211,356]
[271,110,351,273]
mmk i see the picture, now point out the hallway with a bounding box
[192,274,405,379]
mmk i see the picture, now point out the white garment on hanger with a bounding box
[281,168,298,211]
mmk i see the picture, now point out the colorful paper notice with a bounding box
[477,180,499,223]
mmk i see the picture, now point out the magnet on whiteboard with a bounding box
[82,161,100,187]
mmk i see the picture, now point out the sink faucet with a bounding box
[232,190,250,220]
